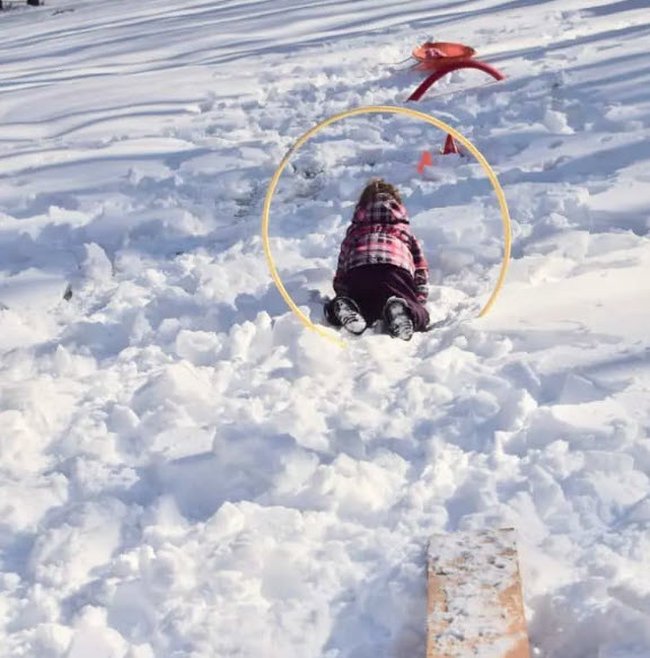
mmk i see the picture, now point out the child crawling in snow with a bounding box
[325,178,430,341]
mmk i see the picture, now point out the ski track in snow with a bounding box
[1,1,649,657]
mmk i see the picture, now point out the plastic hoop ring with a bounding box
[261,105,511,346]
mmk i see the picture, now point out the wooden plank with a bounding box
[426,528,530,658]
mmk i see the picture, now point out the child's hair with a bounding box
[357,178,402,207]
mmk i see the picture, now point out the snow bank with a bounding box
[1,1,649,657]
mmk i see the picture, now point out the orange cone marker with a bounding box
[417,150,433,174]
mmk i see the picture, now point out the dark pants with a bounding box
[325,264,430,331]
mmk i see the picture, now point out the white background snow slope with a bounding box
[1,1,649,657]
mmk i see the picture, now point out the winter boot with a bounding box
[383,296,414,341]
[330,297,367,335]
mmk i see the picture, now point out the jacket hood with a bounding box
[352,192,409,225]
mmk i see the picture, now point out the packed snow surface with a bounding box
[1,1,649,657]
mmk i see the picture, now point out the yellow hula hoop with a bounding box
[261,105,511,347]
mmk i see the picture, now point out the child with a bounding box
[325,178,430,340]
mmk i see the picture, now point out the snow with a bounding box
[1,1,649,657]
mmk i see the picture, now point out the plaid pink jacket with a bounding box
[333,194,429,302]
